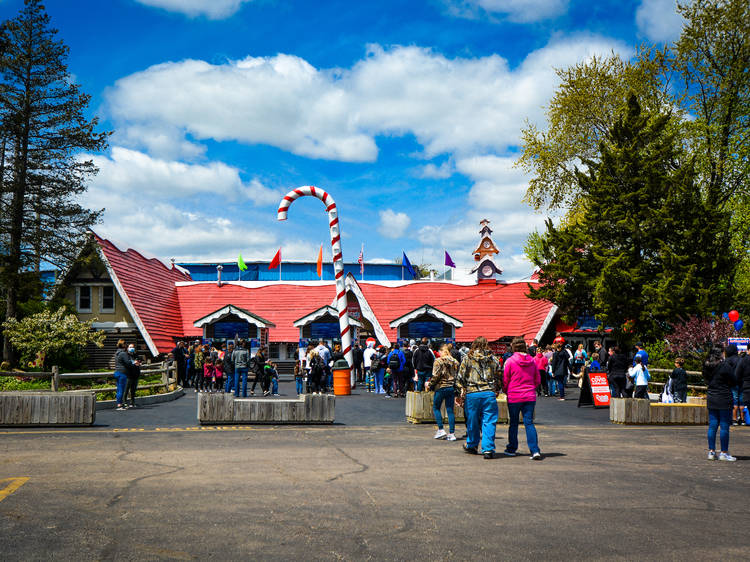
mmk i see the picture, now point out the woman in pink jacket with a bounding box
[502,337,542,460]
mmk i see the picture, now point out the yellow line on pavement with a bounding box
[0,477,29,502]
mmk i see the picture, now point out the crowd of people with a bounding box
[131,332,750,463]
[168,340,281,398]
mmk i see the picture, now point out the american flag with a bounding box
[358,244,364,275]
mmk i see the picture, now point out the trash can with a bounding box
[332,359,351,396]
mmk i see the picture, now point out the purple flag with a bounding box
[444,251,456,268]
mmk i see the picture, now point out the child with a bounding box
[213,360,223,393]
[294,360,304,395]
[202,355,214,392]
[670,357,688,403]
[383,367,393,398]
[590,352,601,371]
[265,362,279,396]
[628,355,650,399]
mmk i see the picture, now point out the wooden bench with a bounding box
[610,398,707,425]
[0,391,96,426]
[198,393,334,424]
[405,391,509,424]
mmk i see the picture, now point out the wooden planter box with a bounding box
[198,393,334,424]
[0,391,96,426]
[405,391,509,424]
[610,398,707,425]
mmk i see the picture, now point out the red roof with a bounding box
[93,233,192,355]
[176,283,336,342]
[93,234,556,352]
[358,281,554,342]
[175,279,555,344]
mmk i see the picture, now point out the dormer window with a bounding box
[77,286,92,313]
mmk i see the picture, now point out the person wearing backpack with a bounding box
[386,343,406,398]
[412,338,435,391]
[308,350,325,394]
[250,347,268,396]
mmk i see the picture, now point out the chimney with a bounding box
[217,264,223,287]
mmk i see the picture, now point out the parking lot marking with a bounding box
[0,477,29,502]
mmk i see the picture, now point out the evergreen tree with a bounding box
[0,0,109,362]
[529,94,731,343]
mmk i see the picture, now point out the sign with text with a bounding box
[728,337,750,353]
[589,372,611,407]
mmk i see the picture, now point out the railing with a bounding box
[647,368,706,392]
[0,362,177,394]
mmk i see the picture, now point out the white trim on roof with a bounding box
[534,305,558,343]
[293,306,363,328]
[193,305,275,329]
[344,274,391,347]
[94,243,160,357]
[389,305,463,329]
[174,279,540,289]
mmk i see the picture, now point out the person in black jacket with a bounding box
[114,339,138,411]
[607,347,630,399]
[704,343,738,461]
[171,341,187,387]
[412,338,435,391]
[352,344,364,385]
[550,343,570,400]
[670,357,688,403]
[250,347,268,396]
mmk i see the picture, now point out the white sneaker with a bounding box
[708,451,717,461]
[719,452,737,462]
[446,433,457,441]
[434,429,447,439]
[531,452,542,460]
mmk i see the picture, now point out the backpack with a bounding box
[310,353,324,376]
[388,352,401,372]
[378,353,388,369]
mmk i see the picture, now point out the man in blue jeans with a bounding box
[412,338,435,391]
[455,337,502,459]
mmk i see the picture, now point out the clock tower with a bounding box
[471,219,502,283]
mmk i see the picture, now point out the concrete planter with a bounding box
[405,391,509,424]
[610,398,707,425]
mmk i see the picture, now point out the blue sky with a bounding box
[2,0,685,279]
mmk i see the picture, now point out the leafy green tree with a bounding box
[529,94,731,343]
[0,0,109,363]
[3,307,104,370]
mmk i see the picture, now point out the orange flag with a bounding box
[316,244,323,278]
[268,248,281,269]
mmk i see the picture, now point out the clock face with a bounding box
[481,265,493,276]
[482,240,491,249]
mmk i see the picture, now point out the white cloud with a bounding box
[415,161,454,179]
[635,0,685,42]
[378,209,412,239]
[112,125,206,160]
[87,146,281,205]
[105,36,629,163]
[443,0,569,23]
[134,0,251,19]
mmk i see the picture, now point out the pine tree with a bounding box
[529,94,731,343]
[0,0,109,362]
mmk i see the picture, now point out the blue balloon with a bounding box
[723,312,729,319]
[735,319,744,331]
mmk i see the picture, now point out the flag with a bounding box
[444,250,456,268]
[237,253,247,271]
[316,244,323,278]
[402,251,417,279]
[268,248,281,269]
[358,244,364,275]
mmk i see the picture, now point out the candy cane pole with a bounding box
[278,186,353,370]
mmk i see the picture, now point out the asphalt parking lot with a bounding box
[2,387,749,560]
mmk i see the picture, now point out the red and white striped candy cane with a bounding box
[278,186,353,368]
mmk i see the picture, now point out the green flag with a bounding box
[237,253,247,271]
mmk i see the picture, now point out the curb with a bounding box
[96,386,185,411]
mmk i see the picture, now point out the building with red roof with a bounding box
[63,225,562,369]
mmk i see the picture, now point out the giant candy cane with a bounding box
[278,186,353,369]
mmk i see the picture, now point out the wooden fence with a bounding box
[0,361,177,395]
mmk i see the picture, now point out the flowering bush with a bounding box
[2,308,105,369]
[666,315,734,359]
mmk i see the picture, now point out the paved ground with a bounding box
[2,385,749,560]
